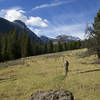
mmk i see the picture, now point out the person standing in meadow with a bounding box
[65,60,69,76]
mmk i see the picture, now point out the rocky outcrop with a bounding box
[30,90,74,100]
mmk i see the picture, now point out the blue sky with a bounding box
[0,0,100,39]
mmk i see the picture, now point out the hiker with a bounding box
[65,60,69,75]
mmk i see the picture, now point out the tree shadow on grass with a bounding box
[0,77,16,83]
[80,68,100,74]
[0,78,10,81]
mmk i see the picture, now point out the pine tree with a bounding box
[24,36,32,57]
[32,43,36,55]
[1,34,8,61]
[63,42,68,51]
[70,41,76,50]
[20,27,27,57]
[76,40,81,49]
[43,43,48,53]
[34,44,40,55]
[7,29,19,60]
[57,41,63,52]
[39,45,43,54]
[54,44,58,52]
[86,10,100,62]
[0,33,2,61]
[48,40,54,53]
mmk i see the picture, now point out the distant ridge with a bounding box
[53,35,80,44]
[0,17,40,42]
[40,34,80,44]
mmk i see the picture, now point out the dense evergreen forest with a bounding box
[0,28,83,62]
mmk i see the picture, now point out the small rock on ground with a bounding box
[30,90,74,100]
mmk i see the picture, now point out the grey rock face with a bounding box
[30,90,74,100]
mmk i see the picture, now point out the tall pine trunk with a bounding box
[97,50,100,63]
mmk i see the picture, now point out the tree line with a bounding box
[0,28,83,62]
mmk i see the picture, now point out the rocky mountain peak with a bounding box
[13,20,26,28]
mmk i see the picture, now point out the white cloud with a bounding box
[0,8,48,28]
[27,17,48,27]
[5,8,27,22]
[29,26,41,35]
[32,0,75,10]
[33,29,41,35]
[0,9,6,17]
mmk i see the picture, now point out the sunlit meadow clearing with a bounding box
[0,49,100,100]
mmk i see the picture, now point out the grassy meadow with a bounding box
[0,49,100,100]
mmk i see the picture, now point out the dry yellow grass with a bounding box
[0,48,100,100]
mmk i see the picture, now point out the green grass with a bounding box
[0,49,100,100]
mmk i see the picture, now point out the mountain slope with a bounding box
[40,35,53,43]
[0,17,40,42]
